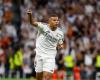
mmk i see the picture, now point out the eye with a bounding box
[54,19,58,21]
[53,19,56,21]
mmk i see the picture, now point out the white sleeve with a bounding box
[58,33,64,45]
[37,22,45,31]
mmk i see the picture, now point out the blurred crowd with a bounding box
[0,0,100,80]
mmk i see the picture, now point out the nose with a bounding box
[56,21,59,24]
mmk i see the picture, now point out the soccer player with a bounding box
[27,10,64,80]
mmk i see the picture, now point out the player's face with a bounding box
[49,17,59,28]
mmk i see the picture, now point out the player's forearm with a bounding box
[27,10,38,27]
[27,13,33,25]
[28,15,38,27]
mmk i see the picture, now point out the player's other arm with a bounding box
[57,43,64,49]
[27,10,38,27]
[27,10,44,31]
[57,34,64,49]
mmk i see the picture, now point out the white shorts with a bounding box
[34,55,56,73]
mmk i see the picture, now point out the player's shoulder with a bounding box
[38,22,47,25]
[41,22,48,25]
[57,28,64,36]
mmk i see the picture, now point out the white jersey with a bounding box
[35,22,64,58]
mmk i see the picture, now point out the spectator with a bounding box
[0,0,100,80]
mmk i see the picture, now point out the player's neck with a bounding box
[48,24,57,31]
[50,27,57,31]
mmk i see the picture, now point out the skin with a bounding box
[27,10,64,80]
[48,16,59,31]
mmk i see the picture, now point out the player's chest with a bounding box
[43,29,60,42]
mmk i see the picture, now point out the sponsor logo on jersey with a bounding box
[44,31,58,42]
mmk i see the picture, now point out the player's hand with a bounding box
[27,9,32,15]
[57,44,64,49]
[27,9,33,24]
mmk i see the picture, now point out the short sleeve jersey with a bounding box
[35,22,64,57]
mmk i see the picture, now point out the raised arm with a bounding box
[27,10,38,27]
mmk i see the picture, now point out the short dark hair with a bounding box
[49,13,58,18]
